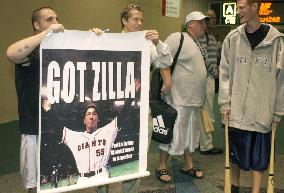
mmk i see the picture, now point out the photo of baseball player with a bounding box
[41,80,141,185]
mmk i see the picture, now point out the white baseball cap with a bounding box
[185,11,208,24]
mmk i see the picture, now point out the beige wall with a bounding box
[1,0,209,123]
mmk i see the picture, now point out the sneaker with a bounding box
[200,147,223,155]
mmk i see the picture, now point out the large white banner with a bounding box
[38,30,150,193]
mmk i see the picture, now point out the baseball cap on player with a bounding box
[185,11,208,24]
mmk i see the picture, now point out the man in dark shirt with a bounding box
[6,7,64,193]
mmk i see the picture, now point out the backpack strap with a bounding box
[170,33,184,74]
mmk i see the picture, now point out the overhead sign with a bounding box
[162,0,180,18]
[222,2,237,25]
[210,1,284,25]
[259,2,284,24]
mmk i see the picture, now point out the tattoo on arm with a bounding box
[24,44,29,50]
[17,48,22,53]
[17,44,29,53]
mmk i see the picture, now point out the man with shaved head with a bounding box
[6,7,64,193]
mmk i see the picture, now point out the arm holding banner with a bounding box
[6,23,64,64]
[147,30,172,69]
[89,27,111,35]
[89,27,103,34]
[145,30,160,45]
[146,30,173,95]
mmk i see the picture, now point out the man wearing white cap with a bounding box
[156,11,208,182]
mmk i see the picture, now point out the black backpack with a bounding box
[149,33,184,144]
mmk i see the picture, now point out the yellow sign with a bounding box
[260,17,280,23]
[259,3,273,16]
[259,2,282,24]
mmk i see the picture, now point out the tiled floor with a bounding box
[139,140,284,193]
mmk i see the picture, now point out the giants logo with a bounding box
[153,115,168,135]
[77,139,106,151]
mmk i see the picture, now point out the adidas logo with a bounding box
[153,115,168,135]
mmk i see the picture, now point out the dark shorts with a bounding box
[229,127,271,171]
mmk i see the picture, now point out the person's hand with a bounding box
[160,79,171,95]
[46,23,64,34]
[135,79,141,92]
[221,109,230,124]
[42,99,51,112]
[145,30,159,45]
[272,121,278,128]
[89,27,103,36]
[159,68,172,95]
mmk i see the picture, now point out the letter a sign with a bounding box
[223,3,236,17]
[223,3,237,24]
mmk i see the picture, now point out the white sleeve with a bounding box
[62,127,77,147]
[150,40,172,68]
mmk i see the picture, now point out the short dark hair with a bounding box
[248,0,262,4]
[83,103,98,117]
[252,0,262,11]
[120,4,143,28]
[238,0,262,12]
[237,0,262,5]
[31,7,54,31]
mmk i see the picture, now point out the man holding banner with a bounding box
[120,4,172,193]
[90,4,173,193]
[6,7,64,193]
[120,4,172,95]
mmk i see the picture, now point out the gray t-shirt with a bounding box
[165,32,207,106]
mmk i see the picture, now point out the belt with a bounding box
[80,168,103,178]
